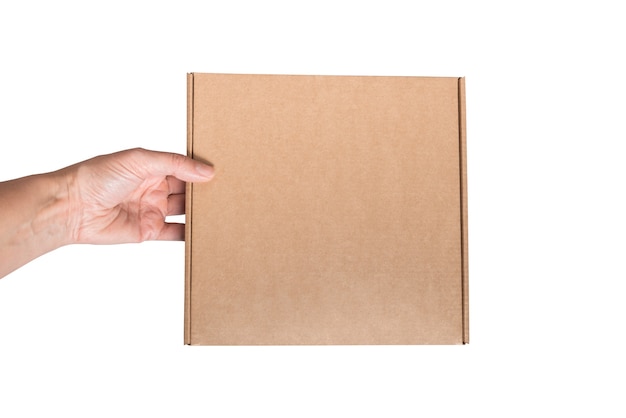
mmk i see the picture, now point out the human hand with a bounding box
[1,148,214,278]
[63,148,214,244]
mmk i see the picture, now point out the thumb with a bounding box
[137,149,215,182]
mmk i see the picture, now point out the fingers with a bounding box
[166,176,186,195]
[167,193,185,216]
[156,223,185,241]
[134,148,215,183]
[166,176,186,216]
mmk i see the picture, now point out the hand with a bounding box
[1,148,214,278]
[64,148,215,244]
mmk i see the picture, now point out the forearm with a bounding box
[0,171,72,278]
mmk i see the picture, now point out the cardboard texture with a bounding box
[186,73,468,345]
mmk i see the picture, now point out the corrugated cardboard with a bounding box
[185,73,468,345]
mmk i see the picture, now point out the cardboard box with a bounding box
[185,73,468,345]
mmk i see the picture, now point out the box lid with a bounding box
[186,73,468,345]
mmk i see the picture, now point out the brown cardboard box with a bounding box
[185,73,468,345]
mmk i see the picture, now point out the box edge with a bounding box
[184,73,194,345]
[458,77,469,344]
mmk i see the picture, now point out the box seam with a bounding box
[458,77,469,344]
[184,73,194,345]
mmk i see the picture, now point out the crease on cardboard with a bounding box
[184,73,194,345]
[458,77,469,344]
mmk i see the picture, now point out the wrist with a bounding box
[31,170,75,249]
[55,166,82,246]
[0,170,74,278]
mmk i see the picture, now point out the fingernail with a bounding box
[196,163,215,179]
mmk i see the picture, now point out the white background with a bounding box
[1,1,624,416]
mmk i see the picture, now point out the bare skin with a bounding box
[0,148,214,278]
